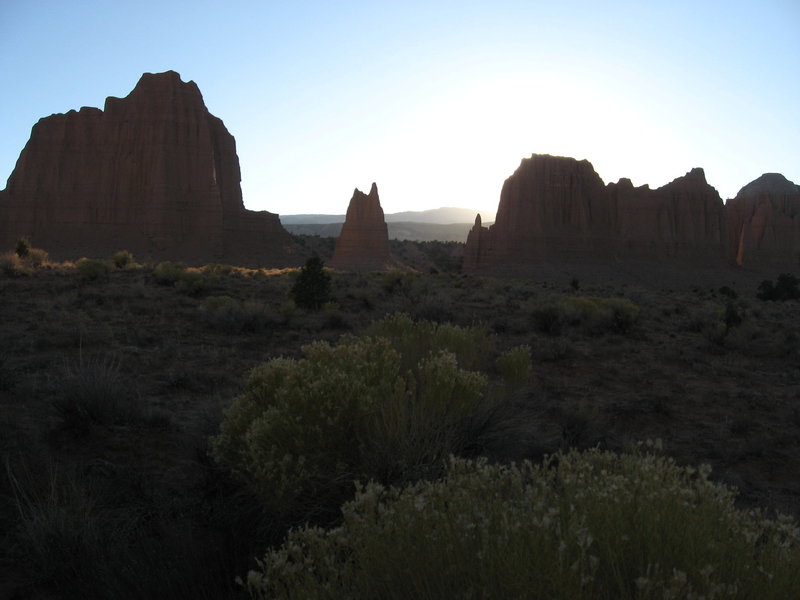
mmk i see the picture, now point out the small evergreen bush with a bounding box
[247,449,800,600]
[290,256,331,310]
[15,236,31,258]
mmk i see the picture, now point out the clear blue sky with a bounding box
[1,1,798,215]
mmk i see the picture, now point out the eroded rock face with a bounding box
[329,183,390,271]
[0,70,298,266]
[726,174,800,269]
[464,154,732,273]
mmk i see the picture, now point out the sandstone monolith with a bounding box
[329,183,391,271]
[726,173,800,269]
[464,154,730,274]
[0,71,298,266]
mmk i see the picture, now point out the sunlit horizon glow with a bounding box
[1,1,798,216]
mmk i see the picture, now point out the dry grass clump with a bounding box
[51,355,141,434]
[247,449,800,600]
[200,295,277,334]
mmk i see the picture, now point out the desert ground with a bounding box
[1,238,798,599]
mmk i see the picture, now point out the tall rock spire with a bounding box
[329,182,391,271]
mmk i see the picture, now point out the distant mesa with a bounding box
[0,70,299,266]
[464,154,799,274]
[329,182,391,271]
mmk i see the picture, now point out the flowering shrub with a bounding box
[247,449,800,599]
[212,323,490,517]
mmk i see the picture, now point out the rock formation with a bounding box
[464,155,730,273]
[726,174,800,269]
[329,183,391,271]
[0,70,298,266]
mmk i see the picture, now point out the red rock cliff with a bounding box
[726,174,800,269]
[0,71,297,266]
[464,154,731,273]
[329,183,391,271]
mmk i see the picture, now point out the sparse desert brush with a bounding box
[531,303,565,335]
[531,296,640,336]
[366,312,491,371]
[4,460,112,596]
[153,261,187,285]
[111,250,134,269]
[0,251,30,277]
[75,257,110,282]
[495,345,532,389]
[152,261,218,295]
[51,354,139,433]
[201,295,275,334]
[213,330,491,519]
[27,247,49,268]
[247,449,800,600]
[757,273,800,301]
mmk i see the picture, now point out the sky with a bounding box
[1,1,798,216]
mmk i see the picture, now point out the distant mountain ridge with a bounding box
[280,206,495,225]
[284,221,494,242]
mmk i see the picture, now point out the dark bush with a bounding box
[531,305,564,336]
[757,274,800,301]
[15,237,31,258]
[290,256,331,310]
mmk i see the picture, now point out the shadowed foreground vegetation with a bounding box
[1,245,798,598]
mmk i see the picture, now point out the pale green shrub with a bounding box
[248,449,800,600]
[152,261,186,286]
[495,345,532,389]
[75,258,109,282]
[111,250,133,269]
[0,251,30,277]
[366,313,491,371]
[213,333,489,517]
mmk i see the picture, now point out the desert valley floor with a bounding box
[1,245,798,598]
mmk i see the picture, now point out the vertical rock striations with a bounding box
[0,70,298,266]
[463,154,782,274]
[726,174,800,269]
[329,183,391,271]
